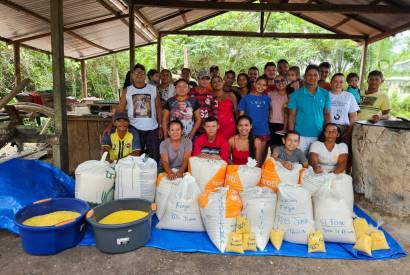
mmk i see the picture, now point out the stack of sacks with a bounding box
[189,157,227,192]
[225,158,261,192]
[353,218,390,256]
[259,157,304,192]
[155,173,204,231]
[275,183,314,244]
[75,152,115,205]
[313,178,356,243]
[199,187,242,252]
[240,187,277,250]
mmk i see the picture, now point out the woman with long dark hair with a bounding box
[228,115,262,166]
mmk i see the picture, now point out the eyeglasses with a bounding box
[274,79,287,84]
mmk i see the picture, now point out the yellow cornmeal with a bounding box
[23,211,81,226]
[99,210,148,225]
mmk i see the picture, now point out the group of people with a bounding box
[101,60,391,179]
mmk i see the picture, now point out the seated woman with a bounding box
[159,120,192,180]
[309,123,348,174]
[228,115,262,166]
[101,112,141,162]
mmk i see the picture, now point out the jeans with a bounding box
[136,127,160,162]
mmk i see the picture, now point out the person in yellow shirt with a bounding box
[101,112,141,161]
[358,70,391,123]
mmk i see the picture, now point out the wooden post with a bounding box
[260,12,264,34]
[80,60,87,98]
[359,39,369,90]
[157,34,162,72]
[129,0,135,71]
[13,42,21,86]
[51,0,69,172]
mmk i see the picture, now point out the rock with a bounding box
[352,122,410,217]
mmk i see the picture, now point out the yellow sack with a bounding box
[236,216,250,234]
[243,233,257,251]
[225,189,243,218]
[308,231,326,253]
[371,230,390,251]
[258,157,281,193]
[225,165,243,192]
[353,218,370,239]
[226,232,244,254]
[270,229,285,250]
[353,235,372,256]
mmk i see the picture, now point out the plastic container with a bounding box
[86,198,154,254]
[14,198,89,256]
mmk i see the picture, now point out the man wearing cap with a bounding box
[101,112,141,162]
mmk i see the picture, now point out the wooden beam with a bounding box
[157,34,162,72]
[80,60,88,98]
[13,43,21,86]
[0,79,30,109]
[260,12,265,34]
[135,9,159,38]
[15,14,129,43]
[133,1,410,14]
[0,0,113,53]
[50,0,69,172]
[368,21,410,43]
[129,0,135,71]
[80,42,156,60]
[151,9,191,25]
[159,30,366,40]
[359,39,369,90]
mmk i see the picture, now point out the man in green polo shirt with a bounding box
[288,64,331,154]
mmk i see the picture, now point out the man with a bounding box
[102,112,141,161]
[106,63,162,162]
[193,117,229,162]
[264,62,277,93]
[318,61,332,91]
[180,67,198,89]
[277,59,290,77]
[223,70,240,102]
[248,66,259,83]
[209,65,220,78]
[358,70,391,123]
[288,64,331,154]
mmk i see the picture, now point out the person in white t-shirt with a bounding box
[329,74,359,143]
[309,123,348,174]
[158,69,176,106]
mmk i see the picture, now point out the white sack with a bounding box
[189,157,226,192]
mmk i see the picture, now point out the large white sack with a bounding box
[225,158,261,192]
[156,173,205,231]
[199,187,241,252]
[155,173,182,220]
[189,157,227,192]
[332,174,354,214]
[241,187,277,250]
[75,152,115,204]
[275,183,314,244]
[313,182,356,243]
[114,154,157,202]
[276,161,303,184]
[300,167,335,195]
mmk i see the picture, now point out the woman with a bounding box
[158,69,175,105]
[309,123,348,174]
[160,120,192,180]
[162,79,201,139]
[229,115,262,166]
[329,73,359,144]
[212,75,237,140]
[269,74,288,148]
[237,73,251,101]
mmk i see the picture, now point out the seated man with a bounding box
[101,112,141,161]
[193,117,229,162]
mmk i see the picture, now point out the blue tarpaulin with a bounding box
[0,159,406,260]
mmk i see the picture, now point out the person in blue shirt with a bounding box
[346,72,361,105]
[288,64,331,155]
[238,76,271,163]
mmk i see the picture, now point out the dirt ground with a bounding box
[0,197,409,275]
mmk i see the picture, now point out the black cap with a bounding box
[113,112,129,121]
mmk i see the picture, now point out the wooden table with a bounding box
[68,115,111,174]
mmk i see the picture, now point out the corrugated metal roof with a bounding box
[0,0,409,60]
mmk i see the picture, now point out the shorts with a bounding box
[256,135,271,142]
[269,123,285,146]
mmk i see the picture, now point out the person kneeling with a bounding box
[272,130,308,170]
[193,117,229,162]
[101,112,141,162]
[160,120,192,180]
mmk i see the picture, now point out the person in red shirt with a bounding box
[193,117,229,162]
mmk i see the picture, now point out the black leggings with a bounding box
[269,123,285,146]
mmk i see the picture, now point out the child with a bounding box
[286,66,303,95]
[357,70,391,123]
[190,69,218,134]
[147,69,160,86]
[101,112,141,162]
[238,76,271,161]
[346,72,361,105]
[272,130,308,170]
